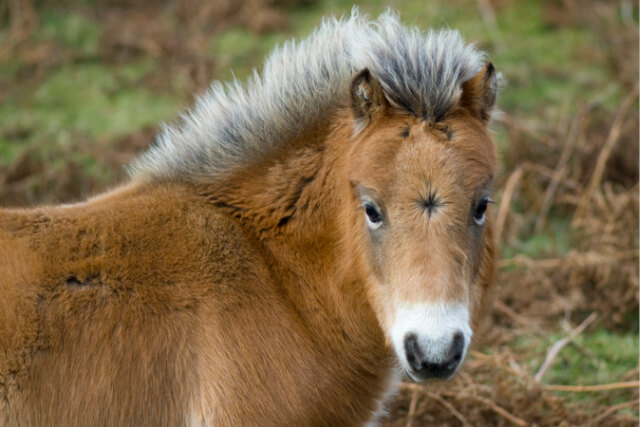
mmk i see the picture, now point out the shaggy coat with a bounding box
[0,10,500,426]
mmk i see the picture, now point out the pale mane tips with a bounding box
[129,8,494,182]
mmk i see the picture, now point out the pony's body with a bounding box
[0,11,500,426]
[0,179,392,425]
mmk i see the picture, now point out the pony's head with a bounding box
[344,65,499,381]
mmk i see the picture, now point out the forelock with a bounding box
[352,11,486,121]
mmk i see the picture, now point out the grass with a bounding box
[0,61,179,167]
[1,1,622,163]
[549,329,638,387]
[35,8,101,54]
[512,328,638,408]
[500,215,573,259]
[5,64,169,134]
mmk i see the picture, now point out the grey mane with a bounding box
[130,9,488,181]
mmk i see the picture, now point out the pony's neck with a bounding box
[198,109,387,353]
[192,111,395,416]
[198,122,330,236]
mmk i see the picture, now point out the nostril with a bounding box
[453,331,464,349]
[403,333,423,371]
[450,331,465,364]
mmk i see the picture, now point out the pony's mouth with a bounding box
[403,358,462,383]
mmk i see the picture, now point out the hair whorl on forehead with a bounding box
[130,9,494,182]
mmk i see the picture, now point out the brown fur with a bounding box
[0,67,497,426]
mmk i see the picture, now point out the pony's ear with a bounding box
[460,63,499,123]
[351,68,389,128]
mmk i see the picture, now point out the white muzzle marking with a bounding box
[390,303,472,381]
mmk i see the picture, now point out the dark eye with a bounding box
[473,197,491,226]
[363,202,383,229]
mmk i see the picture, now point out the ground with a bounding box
[0,0,638,425]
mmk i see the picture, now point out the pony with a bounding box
[0,10,500,426]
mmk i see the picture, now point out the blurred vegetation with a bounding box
[0,0,637,425]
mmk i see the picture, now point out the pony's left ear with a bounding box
[460,63,499,123]
[351,68,389,130]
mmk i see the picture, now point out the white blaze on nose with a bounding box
[390,303,472,370]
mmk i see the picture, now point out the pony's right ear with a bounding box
[350,69,389,131]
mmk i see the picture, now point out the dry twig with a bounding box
[405,388,419,427]
[469,395,528,426]
[521,163,581,191]
[534,312,598,382]
[534,113,581,233]
[495,165,523,242]
[545,381,639,392]
[424,391,472,427]
[574,85,639,222]
[589,400,639,425]
[499,250,639,270]
[495,159,586,243]
[622,367,639,381]
[493,300,539,330]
